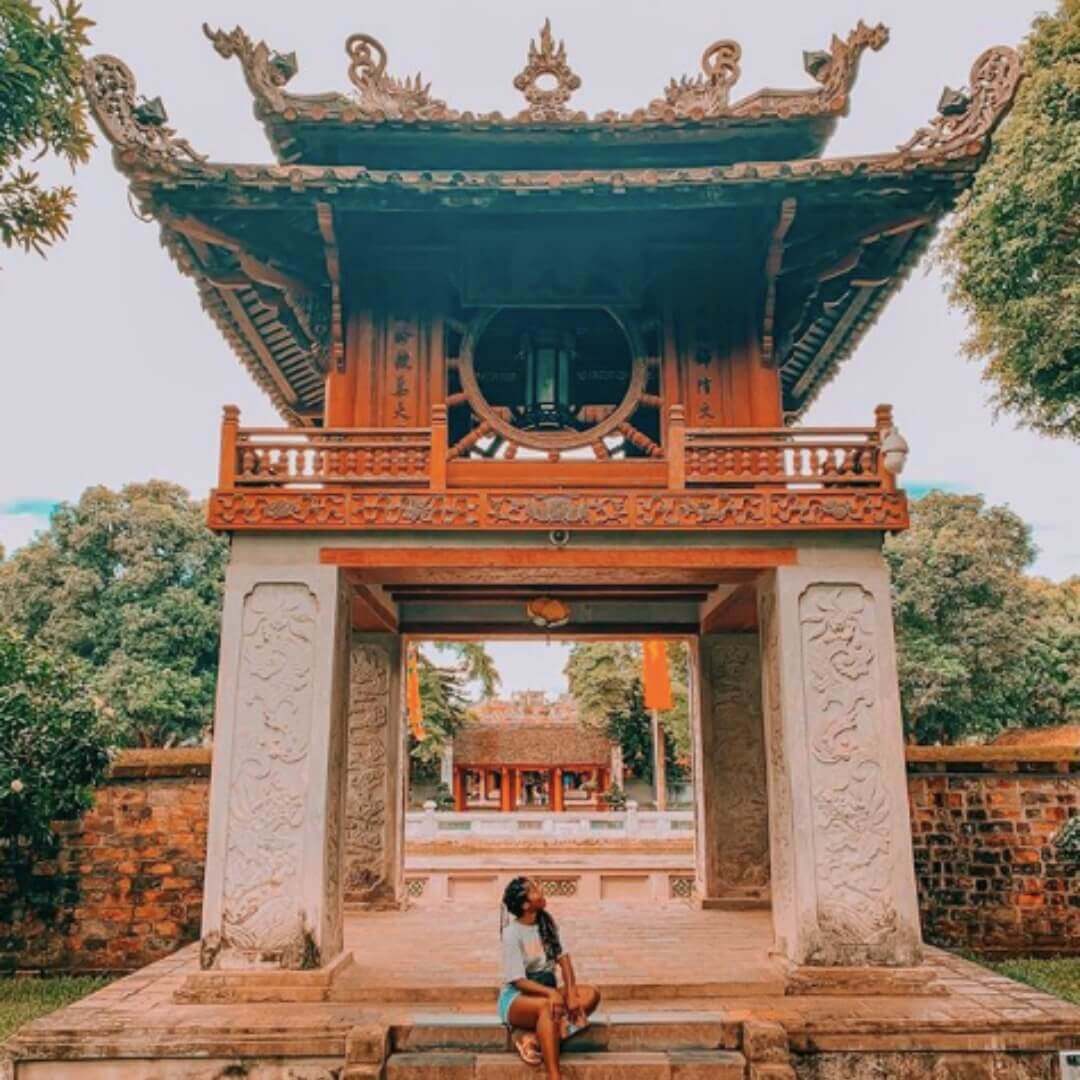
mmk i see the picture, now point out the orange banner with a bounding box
[642,640,673,712]
[406,647,425,741]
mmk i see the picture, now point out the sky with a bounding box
[2,0,1075,696]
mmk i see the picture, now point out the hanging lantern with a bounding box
[525,596,571,628]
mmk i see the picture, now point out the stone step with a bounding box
[391,1010,741,1054]
[387,1048,747,1079]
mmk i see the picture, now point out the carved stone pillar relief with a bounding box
[201,564,349,971]
[759,562,922,967]
[344,633,404,906]
[695,634,770,902]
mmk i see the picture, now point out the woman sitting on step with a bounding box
[498,875,601,1075]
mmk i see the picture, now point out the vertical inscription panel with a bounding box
[706,635,770,893]
[221,583,317,962]
[798,584,899,958]
[345,640,391,902]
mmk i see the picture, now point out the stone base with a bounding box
[784,963,942,997]
[700,894,771,912]
[174,949,354,1004]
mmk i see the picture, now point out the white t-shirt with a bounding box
[500,918,569,987]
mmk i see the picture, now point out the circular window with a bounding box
[457,308,646,452]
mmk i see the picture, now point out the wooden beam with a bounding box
[322,547,797,570]
[701,582,760,633]
[350,583,399,633]
[761,198,797,367]
[315,202,344,374]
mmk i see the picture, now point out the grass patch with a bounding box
[985,957,1080,1006]
[0,976,111,1041]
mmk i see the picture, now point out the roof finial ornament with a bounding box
[344,32,452,119]
[513,19,583,122]
[897,45,1022,160]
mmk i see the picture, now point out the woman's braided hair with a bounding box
[501,875,562,963]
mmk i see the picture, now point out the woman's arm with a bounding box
[513,978,565,1015]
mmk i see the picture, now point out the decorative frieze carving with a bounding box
[206,489,909,532]
[706,637,769,890]
[798,584,898,951]
[217,583,317,965]
[344,641,392,902]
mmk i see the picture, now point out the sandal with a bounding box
[512,1029,543,1067]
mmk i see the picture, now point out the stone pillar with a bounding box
[694,633,770,906]
[344,632,404,907]
[611,745,624,790]
[759,561,922,967]
[201,564,349,971]
[440,743,453,788]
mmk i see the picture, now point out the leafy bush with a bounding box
[0,627,111,854]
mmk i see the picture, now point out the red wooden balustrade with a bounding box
[216,405,901,495]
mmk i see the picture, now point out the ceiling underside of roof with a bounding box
[148,160,961,423]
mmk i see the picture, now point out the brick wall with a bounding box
[907,747,1080,956]
[0,746,1076,972]
[0,749,210,974]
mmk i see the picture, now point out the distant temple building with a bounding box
[444,692,622,811]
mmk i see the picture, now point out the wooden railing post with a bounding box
[430,404,448,491]
[874,402,895,493]
[667,404,686,490]
[219,404,240,490]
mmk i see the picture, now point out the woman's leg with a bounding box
[507,994,561,1079]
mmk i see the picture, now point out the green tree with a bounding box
[408,642,500,782]
[0,0,94,254]
[884,491,1076,744]
[939,1,1080,439]
[564,641,688,788]
[0,482,228,747]
[0,626,111,854]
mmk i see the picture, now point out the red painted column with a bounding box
[552,768,564,812]
[453,767,466,812]
[500,767,512,812]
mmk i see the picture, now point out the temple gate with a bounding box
[85,18,1021,982]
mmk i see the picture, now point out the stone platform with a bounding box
[5,907,1080,1077]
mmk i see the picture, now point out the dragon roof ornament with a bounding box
[196,19,896,128]
[83,55,206,170]
[897,46,1022,159]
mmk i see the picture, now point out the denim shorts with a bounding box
[497,984,521,1025]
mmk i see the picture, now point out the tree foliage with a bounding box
[0,0,94,254]
[408,642,500,782]
[0,482,228,747]
[885,492,1078,744]
[939,0,1080,439]
[0,626,111,853]
[564,641,688,789]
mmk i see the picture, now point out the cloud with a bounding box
[0,498,59,556]
[905,482,962,500]
[0,498,59,518]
